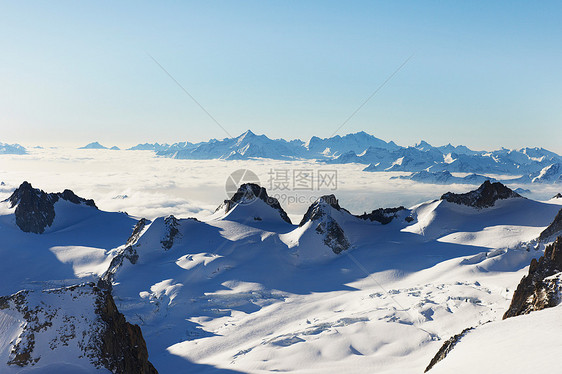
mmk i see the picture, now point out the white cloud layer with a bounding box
[1,148,560,222]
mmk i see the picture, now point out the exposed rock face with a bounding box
[356,206,411,225]
[220,183,292,224]
[0,284,157,373]
[4,181,97,233]
[539,209,562,241]
[441,180,521,208]
[96,287,158,374]
[553,193,562,199]
[424,327,474,372]
[300,195,351,254]
[127,217,149,246]
[161,215,181,250]
[503,237,562,319]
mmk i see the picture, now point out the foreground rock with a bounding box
[441,180,521,208]
[0,283,158,373]
[4,181,97,233]
[503,236,562,319]
[424,327,474,372]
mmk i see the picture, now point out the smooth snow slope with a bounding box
[429,304,562,374]
[0,199,137,295]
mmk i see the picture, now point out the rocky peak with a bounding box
[503,236,562,319]
[221,183,292,224]
[441,180,521,208]
[298,194,349,226]
[299,195,351,254]
[4,181,97,233]
[553,193,562,199]
[356,206,412,225]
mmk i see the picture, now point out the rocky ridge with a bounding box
[441,180,521,208]
[4,181,97,233]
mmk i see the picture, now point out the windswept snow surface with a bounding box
[429,304,562,373]
[109,193,562,373]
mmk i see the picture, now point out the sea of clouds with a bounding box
[1,148,560,223]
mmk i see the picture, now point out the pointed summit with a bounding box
[217,183,292,224]
[297,195,352,254]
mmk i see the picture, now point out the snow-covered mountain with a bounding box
[125,131,562,182]
[79,142,108,149]
[3,180,562,373]
[391,170,496,185]
[0,142,26,155]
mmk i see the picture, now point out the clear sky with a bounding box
[1,1,561,152]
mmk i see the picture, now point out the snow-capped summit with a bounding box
[4,181,97,233]
[79,141,107,149]
[214,183,292,225]
[441,180,522,209]
[292,195,354,255]
[0,141,26,154]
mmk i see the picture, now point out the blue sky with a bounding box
[1,1,561,152]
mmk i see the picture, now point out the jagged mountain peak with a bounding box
[219,183,292,224]
[298,194,349,227]
[4,181,97,233]
[441,180,521,208]
[553,193,562,199]
[296,195,353,254]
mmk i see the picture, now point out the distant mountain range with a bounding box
[126,130,562,183]
[0,142,26,155]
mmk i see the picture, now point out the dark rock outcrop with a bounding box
[161,215,180,250]
[503,236,562,319]
[553,193,562,199]
[441,180,521,209]
[219,183,292,224]
[356,206,410,225]
[127,218,149,246]
[96,287,158,374]
[4,181,97,233]
[424,327,474,372]
[539,209,562,242]
[299,195,351,254]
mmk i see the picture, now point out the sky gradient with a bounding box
[1,1,561,152]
